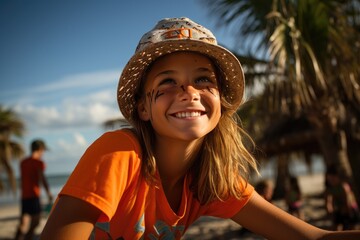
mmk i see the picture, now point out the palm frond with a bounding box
[0,105,25,193]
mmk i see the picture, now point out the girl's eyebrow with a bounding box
[154,70,176,79]
[196,67,213,73]
[155,67,213,78]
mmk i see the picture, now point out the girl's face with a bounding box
[138,52,221,142]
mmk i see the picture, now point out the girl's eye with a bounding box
[195,76,215,84]
[159,78,176,86]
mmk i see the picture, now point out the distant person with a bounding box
[255,180,273,202]
[15,139,53,240]
[325,165,359,230]
[285,176,304,220]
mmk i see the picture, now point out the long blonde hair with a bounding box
[190,99,259,204]
[131,55,258,204]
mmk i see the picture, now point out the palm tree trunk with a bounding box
[0,146,17,195]
[318,130,353,179]
[3,140,17,195]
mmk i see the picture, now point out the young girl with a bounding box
[40,17,359,240]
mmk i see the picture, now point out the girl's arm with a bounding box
[231,191,360,240]
[40,195,101,240]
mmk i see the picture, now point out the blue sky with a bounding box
[0,0,239,175]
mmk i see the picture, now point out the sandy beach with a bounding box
[0,173,358,240]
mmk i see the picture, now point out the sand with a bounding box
[0,173,358,240]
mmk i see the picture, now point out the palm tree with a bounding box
[0,105,25,194]
[202,0,360,199]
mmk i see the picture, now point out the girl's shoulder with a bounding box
[80,128,143,174]
[99,128,141,148]
[86,128,143,160]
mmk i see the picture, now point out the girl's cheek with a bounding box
[148,88,179,103]
[147,89,164,103]
[201,86,220,99]
[205,87,219,97]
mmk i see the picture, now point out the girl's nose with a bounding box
[178,85,200,101]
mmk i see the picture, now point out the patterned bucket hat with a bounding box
[118,17,245,125]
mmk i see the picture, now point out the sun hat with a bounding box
[117,17,245,125]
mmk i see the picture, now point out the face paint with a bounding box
[206,86,216,96]
[146,91,154,121]
[145,88,166,121]
[154,90,164,102]
[146,90,154,102]
[147,89,165,103]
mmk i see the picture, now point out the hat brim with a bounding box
[117,39,244,125]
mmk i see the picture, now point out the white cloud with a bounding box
[57,133,88,152]
[27,70,119,94]
[10,69,123,130]
[15,99,121,130]
[14,104,60,126]
[1,69,121,106]
[5,69,125,174]
[49,132,91,173]
[74,132,87,147]
[88,89,116,104]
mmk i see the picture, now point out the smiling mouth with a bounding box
[173,111,204,118]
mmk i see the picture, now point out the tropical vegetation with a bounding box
[201,0,360,201]
[0,105,25,194]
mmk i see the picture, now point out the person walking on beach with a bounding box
[255,180,273,202]
[325,165,359,231]
[15,139,53,240]
[41,17,360,239]
[285,176,304,220]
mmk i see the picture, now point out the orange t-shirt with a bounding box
[59,129,254,239]
[20,157,45,199]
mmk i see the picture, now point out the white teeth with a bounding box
[175,111,201,118]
